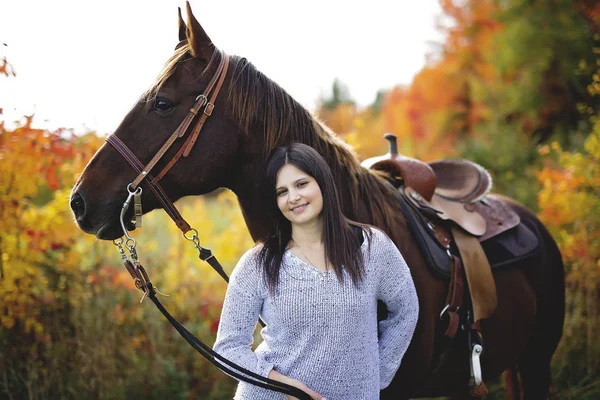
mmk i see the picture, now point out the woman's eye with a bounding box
[277,190,287,197]
[153,97,174,115]
[297,181,307,188]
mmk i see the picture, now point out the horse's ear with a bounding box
[177,7,186,42]
[185,1,215,62]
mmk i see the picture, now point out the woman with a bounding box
[213,143,419,400]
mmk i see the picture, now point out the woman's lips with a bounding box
[290,204,308,214]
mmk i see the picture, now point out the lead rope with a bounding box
[106,47,308,398]
[113,187,309,399]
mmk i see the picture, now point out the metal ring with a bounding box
[112,238,123,246]
[126,237,137,249]
[440,304,460,319]
[127,183,143,195]
[439,304,450,319]
[183,228,199,241]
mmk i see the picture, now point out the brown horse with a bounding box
[69,3,565,399]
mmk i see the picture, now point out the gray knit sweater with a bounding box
[212,228,419,400]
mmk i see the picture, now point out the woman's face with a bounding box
[275,164,324,226]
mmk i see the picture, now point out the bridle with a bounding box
[105,46,312,400]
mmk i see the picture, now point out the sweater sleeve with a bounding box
[212,247,274,378]
[372,229,419,389]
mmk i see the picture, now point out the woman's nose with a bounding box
[289,190,301,202]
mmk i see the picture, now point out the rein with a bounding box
[106,48,311,400]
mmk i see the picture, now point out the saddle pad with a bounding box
[397,189,541,279]
[480,221,541,269]
[397,191,453,279]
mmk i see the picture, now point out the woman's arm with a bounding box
[373,230,419,389]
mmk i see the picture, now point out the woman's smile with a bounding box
[290,203,308,213]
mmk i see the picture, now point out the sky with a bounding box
[0,0,445,134]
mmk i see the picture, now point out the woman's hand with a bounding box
[268,369,327,400]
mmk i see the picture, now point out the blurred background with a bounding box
[1,0,599,399]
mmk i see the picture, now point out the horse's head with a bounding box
[70,3,245,240]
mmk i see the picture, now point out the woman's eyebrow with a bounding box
[276,176,309,190]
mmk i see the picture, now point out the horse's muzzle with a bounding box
[69,189,129,240]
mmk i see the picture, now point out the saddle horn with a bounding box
[384,133,398,155]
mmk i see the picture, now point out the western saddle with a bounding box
[362,133,499,237]
[362,133,524,397]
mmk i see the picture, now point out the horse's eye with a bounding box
[153,97,174,115]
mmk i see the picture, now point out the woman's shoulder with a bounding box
[227,245,268,295]
[358,226,395,269]
[362,225,393,246]
[239,243,264,262]
[361,226,402,263]
[231,244,264,277]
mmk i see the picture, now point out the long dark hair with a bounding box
[259,143,369,293]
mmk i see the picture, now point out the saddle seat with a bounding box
[429,159,492,205]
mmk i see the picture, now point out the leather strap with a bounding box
[152,52,230,182]
[131,50,229,188]
[442,256,464,339]
[119,257,311,400]
[452,226,497,322]
[183,51,229,157]
[106,134,191,233]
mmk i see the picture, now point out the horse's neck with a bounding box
[234,182,271,242]
[224,61,404,241]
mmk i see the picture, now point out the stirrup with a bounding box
[468,344,488,396]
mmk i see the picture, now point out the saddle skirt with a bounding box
[404,186,521,240]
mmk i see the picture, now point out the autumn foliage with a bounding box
[535,61,600,386]
[2,0,600,398]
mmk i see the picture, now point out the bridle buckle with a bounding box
[204,102,215,116]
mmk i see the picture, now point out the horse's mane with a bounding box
[226,55,405,230]
[146,44,405,232]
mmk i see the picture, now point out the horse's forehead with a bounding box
[163,60,195,87]
[149,52,201,97]
[176,58,197,75]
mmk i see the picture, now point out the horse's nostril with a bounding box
[70,192,86,218]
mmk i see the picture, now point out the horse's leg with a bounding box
[503,366,523,400]
[506,202,565,400]
[517,304,562,400]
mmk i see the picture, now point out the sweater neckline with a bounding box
[285,249,334,276]
[283,237,369,280]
